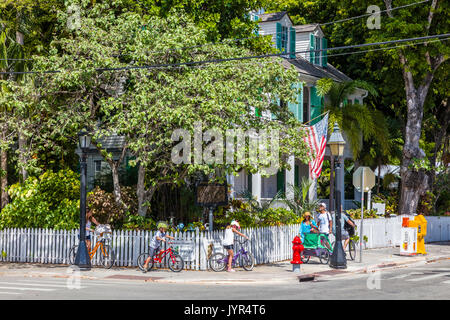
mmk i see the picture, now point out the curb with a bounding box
[298,255,450,282]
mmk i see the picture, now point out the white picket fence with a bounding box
[0,216,449,270]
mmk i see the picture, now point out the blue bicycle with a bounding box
[209,239,254,271]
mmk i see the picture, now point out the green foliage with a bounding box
[122,212,156,230]
[345,209,379,220]
[214,204,301,229]
[281,177,320,216]
[0,169,80,229]
[87,186,138,228]
[372,193,399,216]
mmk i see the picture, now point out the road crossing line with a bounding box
[406,273,450,282]
[0,281,85,288]
[0,286,53,291]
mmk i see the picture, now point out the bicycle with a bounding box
[209,238,254,272]
[330,238,357,261]
[68,224,116,269]
[137,242,184,272]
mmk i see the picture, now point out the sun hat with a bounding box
[304,212,311,217]
[230,220,240,228]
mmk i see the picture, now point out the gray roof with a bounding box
[258,11,288,22]
[281,55,352,82]
[293,24,320,33]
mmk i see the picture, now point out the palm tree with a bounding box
[316,79,391,159]
[281,177,320,216]
[316,79,391,211]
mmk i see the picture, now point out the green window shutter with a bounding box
[322,38,328,67]
[253,14,259,35]
[277,170,285,194]
[298,82,304,122]
[276,22,282,51]
[289,27,296,58]
[248,173,252,193]
[310,86,323,125]
[343,98,348,106]
[354,99,360,105]
[309,33,315,63]
[295,165,299,189]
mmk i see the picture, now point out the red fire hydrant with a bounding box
[291,236,304,272]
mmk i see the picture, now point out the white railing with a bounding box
[0,216,449,270]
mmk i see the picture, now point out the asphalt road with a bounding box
[0,260,449,300]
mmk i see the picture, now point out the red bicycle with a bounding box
[137,242,184,272]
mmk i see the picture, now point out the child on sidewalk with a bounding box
[223,220,249,272]
[142,223,174,273]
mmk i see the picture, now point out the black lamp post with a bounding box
[328,122,347,269]
[74,129,92,270]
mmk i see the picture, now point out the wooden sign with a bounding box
[195,182,228,207]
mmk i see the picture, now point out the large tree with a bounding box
[32,1,310,216]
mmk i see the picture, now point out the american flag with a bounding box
[304,113,329,180]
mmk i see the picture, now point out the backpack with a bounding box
[344,214,355,236]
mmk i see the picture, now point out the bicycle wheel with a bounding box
[209,253,227,272]
[240,253,255,271]
[68,245,78,265]
[168,254,184,272]
[348,240,356,261]
[319,250,330,264]
[99,244,116,269]
[301,255,310,264]
[137,253,154,272]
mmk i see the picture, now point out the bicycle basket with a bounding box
[95,224,112,239]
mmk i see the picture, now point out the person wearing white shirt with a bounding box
[223,220,248,272]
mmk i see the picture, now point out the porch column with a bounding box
[285,155,295,201]
[251,173,261,202]
[226,174,235,199]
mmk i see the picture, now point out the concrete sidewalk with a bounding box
[1,242,449,284]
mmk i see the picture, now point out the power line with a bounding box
[0,33,448,75]
[319,0,431,26]
[1,1,432,63]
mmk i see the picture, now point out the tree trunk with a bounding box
[137,164,147,216]
[18,133,28,182]
[0,131,8,209]
[110,164,128,212]
[399,95,429,215]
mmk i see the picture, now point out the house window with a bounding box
[303,87,309,123]
[281,26,288,53]
[94,160,102,174]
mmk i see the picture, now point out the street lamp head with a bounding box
[78,129,91,151]
[328,122,346,157]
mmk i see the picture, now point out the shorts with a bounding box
[341,230,349,240]
[223,245,233,250]
[149,246,160,257]
[77,235,91,240]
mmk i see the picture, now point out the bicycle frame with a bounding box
[150,246,178,264]
[224,245,249,266]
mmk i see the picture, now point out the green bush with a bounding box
[345,209,380,219]
[0,170,80,230]
[214,205,302,229]
[122,212,156,230]
[87,186,138,229]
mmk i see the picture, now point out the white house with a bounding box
[229,11,368,210]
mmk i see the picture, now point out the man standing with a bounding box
[317,203,332,235]
[317,203,332,250]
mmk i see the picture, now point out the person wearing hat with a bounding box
[223,220,249,272]
[317,203,333,236]
[299,212,319,243]
[142,222,175,273]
